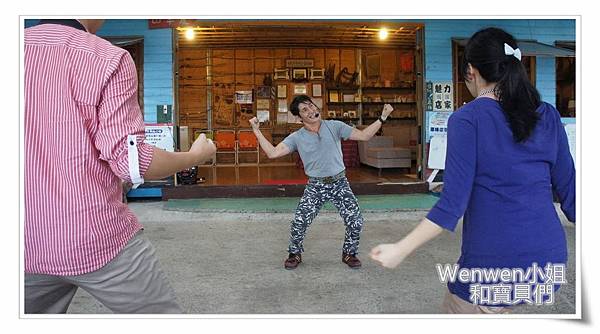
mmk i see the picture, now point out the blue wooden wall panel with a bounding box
[24,19,173,123]
[98,19,173,123]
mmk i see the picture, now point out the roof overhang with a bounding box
[176,21,422,49]
[453,38,575,57]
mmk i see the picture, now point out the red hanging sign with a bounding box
[148,19,195,29]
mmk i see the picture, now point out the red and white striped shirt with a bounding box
[24,22,155,276]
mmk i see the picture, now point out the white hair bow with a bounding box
[504,43,522,61]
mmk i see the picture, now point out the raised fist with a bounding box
[249,117,260,131]
[381,104,394,119]
[189,133,216,165]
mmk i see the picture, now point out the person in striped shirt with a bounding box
[24,19,216,313]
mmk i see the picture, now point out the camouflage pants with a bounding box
[288,177,364,255]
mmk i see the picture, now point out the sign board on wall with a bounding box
[156,104,172,124]
[257,110,270,122]
[426,111,452,143]
[285,59,314,68]
[148,19,196,29]
[432,81,453,111]
[235,91,253,104]
[562,118,576,162]
[145,125,175,152]
[426,111,450,170]
[427,135,447,170]
[426,81,434,111]
[425,81,453,172]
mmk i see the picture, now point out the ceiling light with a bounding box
[378,28,388,40]
[185,28,195,40]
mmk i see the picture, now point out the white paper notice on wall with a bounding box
[276,112,288,124]
[564,123,576,163]
[428,135,447,170]
[145,125,175,152]
[426,111,451,143]
[257,110,270,122]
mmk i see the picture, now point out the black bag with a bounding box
[177,166,199,185]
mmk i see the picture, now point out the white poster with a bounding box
[235,91,253,104]
[278,99,288,113]
[312,83,322,97]
[276,112,288,124]
[257,110,270,122]
[426,111,451,142]
[145,125,174,152]
[427,135,447,170]
[564,123,576,162]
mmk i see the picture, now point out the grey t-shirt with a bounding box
[282,120,354,177]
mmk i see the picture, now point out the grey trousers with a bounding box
[24,230,183,314]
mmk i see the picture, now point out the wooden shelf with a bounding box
[363,116,417,121]
[326,87,359,91]
[362,86,415,91]
[327,102,360,105]
[362,102,416,105]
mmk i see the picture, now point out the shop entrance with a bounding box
[173,21,425,190]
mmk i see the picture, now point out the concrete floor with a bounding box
[66,202,576,314]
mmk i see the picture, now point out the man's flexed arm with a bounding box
[349,104,394,141]
[249,117,291,159]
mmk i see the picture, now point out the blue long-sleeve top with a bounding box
[427,97,575,304]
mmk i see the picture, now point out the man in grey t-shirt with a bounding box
[250,95,393,270]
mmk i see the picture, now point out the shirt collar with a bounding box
[37,19,87,32]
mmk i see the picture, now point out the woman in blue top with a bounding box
[370,27,575,314]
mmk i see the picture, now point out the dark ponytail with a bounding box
[463,28,541,142]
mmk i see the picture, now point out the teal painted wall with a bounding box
[25,18,576,116]
[24,19,173,123]
[99,19,173,123]
[422,19,576,106]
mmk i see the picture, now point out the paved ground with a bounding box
[66,201,576,314]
